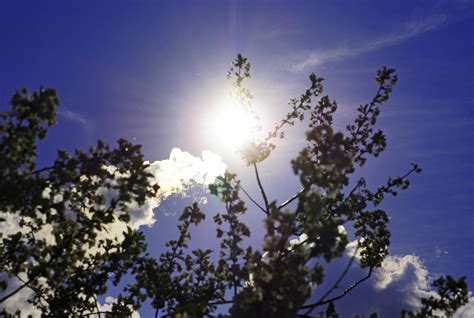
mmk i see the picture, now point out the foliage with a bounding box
[0,88,158,316]
[0,55,469,317]
[401,275,469,318]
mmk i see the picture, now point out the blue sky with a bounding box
[1,0,473,316]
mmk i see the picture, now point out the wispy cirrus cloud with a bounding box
[291,14,447,72]
[60,109,89,128]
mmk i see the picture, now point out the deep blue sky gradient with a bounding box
[1,1,473,316]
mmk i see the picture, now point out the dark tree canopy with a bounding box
[0,88,158,316]
[0,55,469,317]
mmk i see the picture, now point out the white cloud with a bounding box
[289,233,313,250]
[85,296,140,318]
[0,273,39,318]
[373,255,472,317]
[148,148,227,199]
[0,291,141,318]
[455,295,474,318]
[373,255,434,309]
[323,248,472,317]
[291,14,447,72]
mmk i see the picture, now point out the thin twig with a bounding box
[208,299,233,306]
[252,163,269,214]
[312,244,360,306]
[94,296,101,318]
[241,185,267,214]
[299,266,374,315]
[352,86,383,139]
[279,187,306,209]
[277,232,311,263]
[327,178,364,219]
[0,277,33,303]
[10,273,53,315]
[80,311,125,317]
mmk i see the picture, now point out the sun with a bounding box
[206,94,261,150]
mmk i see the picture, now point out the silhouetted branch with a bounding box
[352,87,383,138]
[80,311,129,317]
[278,234,310,263]
[252,163,269,214]
[94,296,101,318]
[279,187,306,209]
[328,178,365,218]
[208,299,233,306]
[0,278,33,303]
[299,266,374,315]
[312,243,360,307]
[241,184,267,214]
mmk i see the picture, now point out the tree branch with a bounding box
[0,237,71,305]
[352,87,383,139]
[279,187,306,209]
[94,296,101,318]
[299,266,374,316]
[252,163,269,214]
[277,233,311,263]
[208,299,233,306]
[311,244,360,307]
[0,277,33,303]
[326,178,365,220]
[80,311,118,317]
[240,184,267,214]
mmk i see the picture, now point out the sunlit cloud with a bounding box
[88,296,141,318]
[334,242,473,316]
[148,147,227,200]
[0,272,38,318]
[455,295,474,318]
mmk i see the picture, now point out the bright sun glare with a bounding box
[207,95,261,149]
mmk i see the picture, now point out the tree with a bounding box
[0,88,158,316]
[0,55,469,317]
